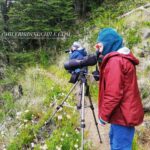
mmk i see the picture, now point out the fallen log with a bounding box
[118,3,150,19]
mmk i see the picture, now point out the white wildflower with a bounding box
[51,87,54,90]
[43,144,48,150]
[16,116,20,119]
[61,92,65,96]
[58,115,62,120]
[25,110,29,113]
[63,102,67,105]
[75,129,80,134]
[16,111,22,116]
[74,144,78,148]
[40,144,48,150]
[66,114,71,119]
[24,119,28,123]
[31,142,35,148]
[2,145,6,149]
[1,131,5,137]
[61,138,64,141]
[56,145,62,150]
[16,111,22,119]
[66,133,69,137]
[1,131,4,135]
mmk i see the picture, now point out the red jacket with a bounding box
[98,52,144,126]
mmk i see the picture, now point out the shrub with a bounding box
[126,28,141,49]
[0,91,14,114]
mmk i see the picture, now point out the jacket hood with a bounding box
[102,51,139,66]
[97,28,123,56]
[117,47,130,54]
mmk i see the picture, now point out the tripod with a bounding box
[77,70,102,150]
[43,70,102,150]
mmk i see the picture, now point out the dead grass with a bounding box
[136,114,150,150]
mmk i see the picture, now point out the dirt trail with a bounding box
[84,98,110,150]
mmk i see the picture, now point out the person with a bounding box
[69,41,87,73]
[67,41,87,83]
[69,41,87,60]
[95,28,144,150]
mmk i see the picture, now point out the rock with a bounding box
[0,67,5,79]
[138,79,150,112]
[142,28,150,39]
[13,85,23,99]
[0,53,6,80]
[139,52,145,57]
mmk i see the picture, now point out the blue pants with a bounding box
[109,124,135,150]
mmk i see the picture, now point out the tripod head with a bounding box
[69,68,88,84]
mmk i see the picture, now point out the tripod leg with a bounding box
[43,81,79,127]
[86,85,102,143]
[77,83,82,110]
[81,82,86,150]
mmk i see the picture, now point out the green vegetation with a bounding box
[0,91,14,122]
[132,135,138,150]
[46,125,81,150]
[125,28,141,49]
[6,67,80,149]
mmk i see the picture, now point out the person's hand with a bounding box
[95,43,104,63]
[98,118,107,126]
[95,43,103,53]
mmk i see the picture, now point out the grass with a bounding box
[3,66,83,149]
[0,66,18,86]
[132,135,139,150]
[0,91,15,122]
[48,64,70,82]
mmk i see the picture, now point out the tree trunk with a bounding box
[82,0,87,17]
[74,0,82,16]
[96,0,104,5]
[1,0,9,31]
